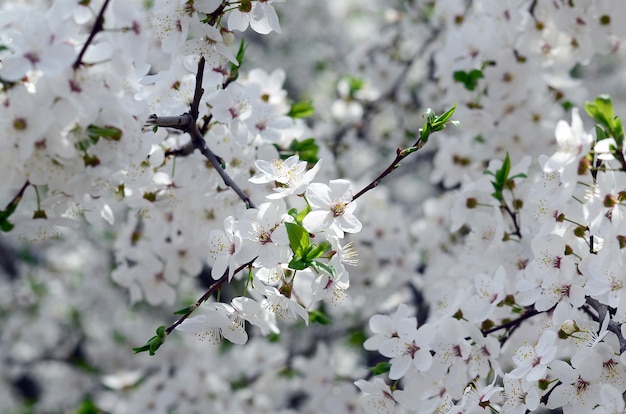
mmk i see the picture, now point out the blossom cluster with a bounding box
[2,0,626,413]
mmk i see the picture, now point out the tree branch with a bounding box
[73,0,111,70]
[147,57,257,209]
[146,114,193,129]
[164,259,256,335]
[586,296,626,353]
[187,122,257,209]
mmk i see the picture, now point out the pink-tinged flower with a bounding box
[237,201,291,269]
[363,303,414,352]
[354,378,396,414]
[0,13,75,81]
[547,359,602,414]
[378,318,436,380]
[244,102,293,143]
[206,83,252,145]
[303,179,362,238]
[509,330,558,382]
[182,23,238,64]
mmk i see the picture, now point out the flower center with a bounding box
[331,202,346,217]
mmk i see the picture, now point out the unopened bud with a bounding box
[561,319,578,335]
[604,194,617,208]
[578,157,590,175]
[221,29,235,46]
[573,226,587,238]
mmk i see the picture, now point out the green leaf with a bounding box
[285,222,310,257]
[595,125,608,141]
[344,75,364,97]
[229,38,245,81]
[72,398,102,414]
[0,218,14,232]
[288,256,309,271]
[0,187,25,233]
[288,101,315,118]
[485,153,514,203]
[309,309,332,325]
[347,328,367,348]
[288,138,319,164]
[585,95,615,128]
[287,208,299,221]
[295,206,311,225]
[369,362,392,375]
[305,241,332,261]
[561,100,574,111]
[133,325,167,356]
[496,153,511,184]
[173,305,194,315]
[585,95,624,145]
[453,69,484,91]
[433,104,457,127]
[86,124,122,141]
[311,261,337,277]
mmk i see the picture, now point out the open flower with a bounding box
[509,330,558,382]
[228,0,283,35]
[303,179,362,238]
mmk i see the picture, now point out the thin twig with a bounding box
[502,203,522,239]
[164,259,256,335]
[352,142,425,201]
[481,308,540,336]
[73,0,111,70]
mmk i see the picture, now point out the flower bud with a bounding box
[221,29,235,46]
[560,319,578,335]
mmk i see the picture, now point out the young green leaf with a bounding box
[311,261,337,278]
[284,138,319,163]
[86,124,122,141]
[309,309,332,325]
[585,95,624,145]
[288,101,315,118]
[433,104,457,128]
[453,69,484,91]
[285,222,310,257]
[133,325,167,356]
[173,305,195,315]
[369,362,392,375]
[288,256,309,271]
[305,241,332,261]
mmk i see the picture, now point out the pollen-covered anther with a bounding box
[331,202,347,217]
